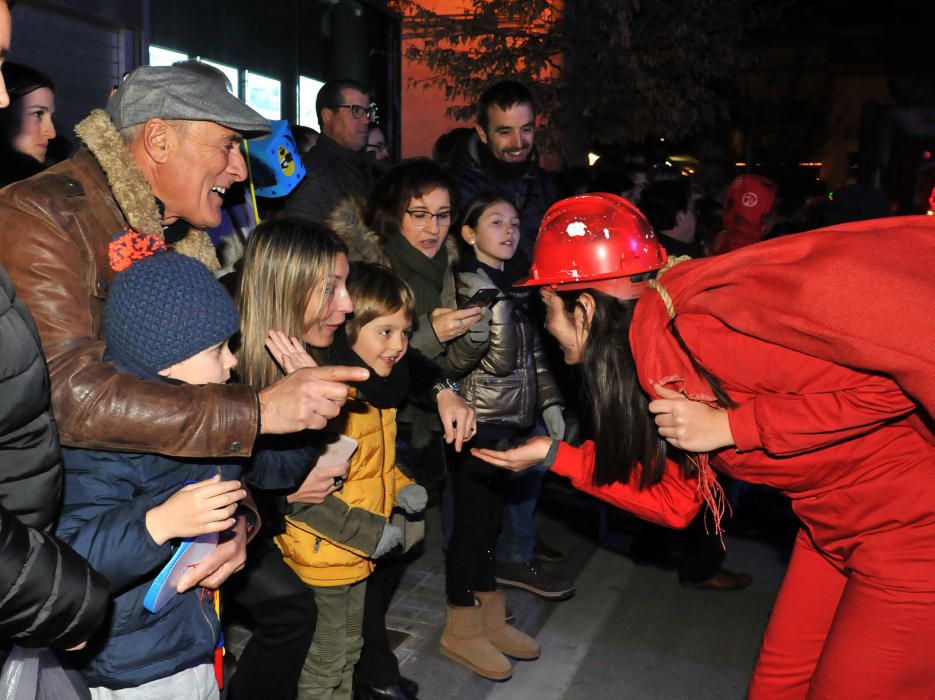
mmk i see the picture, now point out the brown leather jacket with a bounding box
[0,111,258,458]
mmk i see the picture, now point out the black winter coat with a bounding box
[446,133,557,271]
[0,266,108,648]
[282,134,374,224]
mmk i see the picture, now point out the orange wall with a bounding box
[399,0,474,159]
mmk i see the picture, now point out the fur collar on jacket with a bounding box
[327,197,389,265]
[74,110,219,272]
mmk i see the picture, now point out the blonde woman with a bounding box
[225,217,363,700]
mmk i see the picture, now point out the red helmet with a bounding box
[516,193,667,298]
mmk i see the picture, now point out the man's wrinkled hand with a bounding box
[259,365,369,434]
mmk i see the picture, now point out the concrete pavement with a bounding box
[390,478,792,700]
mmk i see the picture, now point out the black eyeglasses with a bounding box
[333,104,375,121]
[406,209,452,228]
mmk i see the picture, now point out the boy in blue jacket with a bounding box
[56,235,315,699]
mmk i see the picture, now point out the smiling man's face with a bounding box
[158,120,247,228]
[477,101,535,164]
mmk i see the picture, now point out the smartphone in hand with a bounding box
[459,288,500,309]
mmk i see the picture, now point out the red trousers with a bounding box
[749,529,935,699]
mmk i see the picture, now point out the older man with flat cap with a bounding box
[0,65,369,697]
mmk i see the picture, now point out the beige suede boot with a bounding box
[440,602,513,680]
[475,590,541,660]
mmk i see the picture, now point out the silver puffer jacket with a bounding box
[458,270,562,428]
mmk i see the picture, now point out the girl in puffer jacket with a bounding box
[439,193,564,681]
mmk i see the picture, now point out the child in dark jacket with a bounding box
[56,236,315,699]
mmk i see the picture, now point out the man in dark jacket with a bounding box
[283,79,376,223]
[446,80,557,272]
[0,0,107,656]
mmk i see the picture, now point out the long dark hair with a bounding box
[0,61,54,153]
[557,289,671,489]
[557,288,733,490]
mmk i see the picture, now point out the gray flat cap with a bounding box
[107,65,272,137]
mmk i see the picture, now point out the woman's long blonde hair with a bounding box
[237,217,348,391]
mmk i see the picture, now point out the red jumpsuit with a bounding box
[551,307,935,698]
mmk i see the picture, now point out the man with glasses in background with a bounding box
[285,78,377,223]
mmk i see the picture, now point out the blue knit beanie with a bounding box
[103,250,240,374]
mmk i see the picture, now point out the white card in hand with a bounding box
[143,532,218,613]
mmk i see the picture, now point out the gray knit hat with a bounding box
[103,250,240,374]
[107,65,271,138]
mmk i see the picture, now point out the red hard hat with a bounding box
[722,174,778,237]
[516,193,667,296]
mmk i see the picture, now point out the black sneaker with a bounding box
[495,559,575,600]
[533,537,565,563]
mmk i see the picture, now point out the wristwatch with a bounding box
[432,378,461,398]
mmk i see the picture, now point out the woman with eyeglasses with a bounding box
[363,158,491,385]
[0,61,57,188]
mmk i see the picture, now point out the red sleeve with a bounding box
[679,315,917,456]
[550,440,703,529]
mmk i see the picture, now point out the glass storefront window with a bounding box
[245,71,281,120]
[298,75,326,131]
[148,45,188,66]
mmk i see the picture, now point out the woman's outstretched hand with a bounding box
[648,383,735,453]
[266,330,317,374]
[471,436,552,472]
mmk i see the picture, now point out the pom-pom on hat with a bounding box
[103,234,239,375]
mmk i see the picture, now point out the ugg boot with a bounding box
[475,590,540,660]
[440,602,512,680]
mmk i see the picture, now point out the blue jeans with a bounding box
[496,423,549,563]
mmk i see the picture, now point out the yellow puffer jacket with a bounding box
[275,398,414,586]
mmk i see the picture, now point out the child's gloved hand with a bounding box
[395,484,428,514]
[542,405,565,440]
[372,522,404,559]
